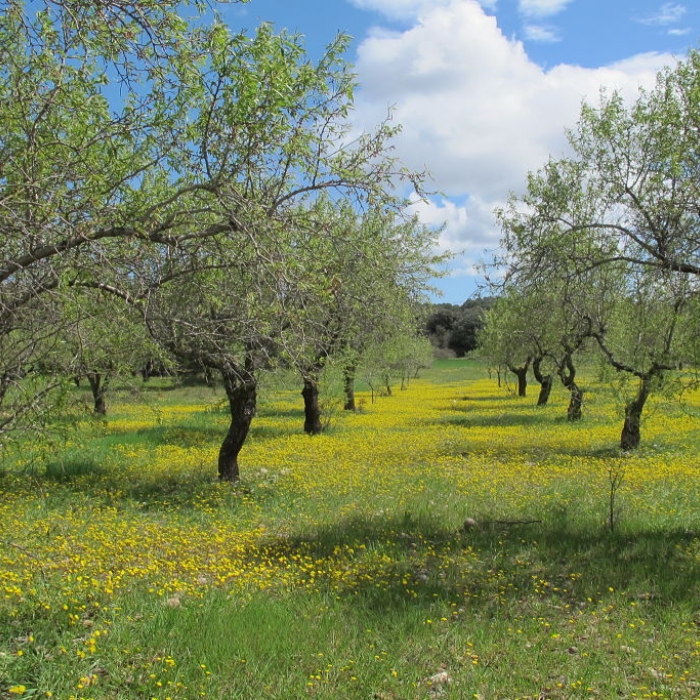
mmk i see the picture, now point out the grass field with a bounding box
[2,359,700,699]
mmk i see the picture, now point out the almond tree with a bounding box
[279,202,442,434]
[491,47,700,448]
[2,1,422,470]
[110,28,427,479]
[1,0,220,441]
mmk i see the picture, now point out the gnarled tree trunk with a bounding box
[566,383,584,421]
[508,358,531,398]
[558,352,583,422]
[592,327,672,451]
[620,376,654,450]
[536,375,553,406]
[218,360,257,481]
[532,356,553,407]
[302,376,323,434]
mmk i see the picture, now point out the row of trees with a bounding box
[479,46,700,450]
[1,0,443,479]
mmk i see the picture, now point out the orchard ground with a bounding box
[2,359,700,699]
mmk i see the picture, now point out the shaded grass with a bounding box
[2,360,700,698]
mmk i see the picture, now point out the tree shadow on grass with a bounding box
[453,394,507,402]
[256,512,700,615]
[43,456,106,482]
[38,446,290,512]
[255,406,306,420]
[439,413,543,429]
[134,424,222,448]
[102,421,296,447]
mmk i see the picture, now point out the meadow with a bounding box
[2,359,700,700]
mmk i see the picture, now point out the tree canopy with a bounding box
[1,0,442,476]
[486,46,700,449]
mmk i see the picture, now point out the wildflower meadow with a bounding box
[2,359,700,699]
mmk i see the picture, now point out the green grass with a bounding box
[2,360,700,699]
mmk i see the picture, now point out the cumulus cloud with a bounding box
[407,194,502,297]
[349,0,677,296]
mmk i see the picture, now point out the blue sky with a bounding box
[223,1,699,304]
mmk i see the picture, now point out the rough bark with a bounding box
[302,377,323,434]
[218,361,257,481]
[532,356,553,407]
[566,383,584,421]
[536,375,553,406]
[592,327,673,451]
[557,352,583,422]
[620,377,653,450]
[508,360,530,398]
[343,364,356,411]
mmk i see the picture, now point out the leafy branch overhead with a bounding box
[0,0,441,473]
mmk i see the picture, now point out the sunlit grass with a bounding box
[2,359,700,699]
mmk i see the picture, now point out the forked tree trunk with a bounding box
[302,376,323,434]
[86,372,109,415]
[218,361,257,481]
[343,364,356,411]
[621,377,654,450]
[508,361,530,398]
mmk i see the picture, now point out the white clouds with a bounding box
[637,2,691,37]
[348,0,573,22]
[638,2,686,26]
[669,27,692,36]
[350,0,677,296]
[348,0,453,22]
[354,0,670,196]
[518,0,572,45]
[522,24,561,42]
[517,0,573,18]
[409,195,502,293]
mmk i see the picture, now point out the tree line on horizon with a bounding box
[422,298,494,358]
